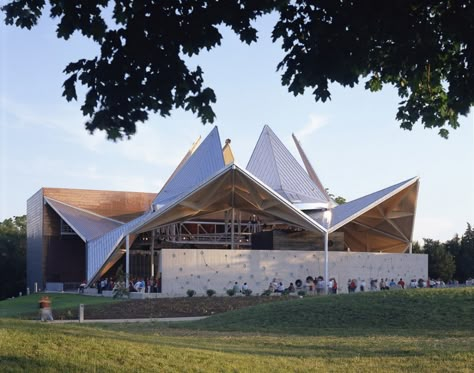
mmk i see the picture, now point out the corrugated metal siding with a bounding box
[247,125,328,204]
[45,198,122,241]
[86,212,152,281]
[27,189,44,290]
[153,126,225,206]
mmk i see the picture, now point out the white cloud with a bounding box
[294,114,329,140]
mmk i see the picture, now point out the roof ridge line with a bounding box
[44,197,125,225]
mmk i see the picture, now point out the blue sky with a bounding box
[1,12,473,243]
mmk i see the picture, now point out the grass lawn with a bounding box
[1,288,473,372]
[0,293,120,318]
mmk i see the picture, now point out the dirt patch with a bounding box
[54,296,291,320]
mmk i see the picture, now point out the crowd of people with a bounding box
[263,276,338,295]
[260,275,449,295]
[94,276,162,294]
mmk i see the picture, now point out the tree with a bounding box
[457,223,474,282]
[3,1,472,140]
[411,241,423,254]
[3,1,473,141]
[423,238,455,282]
[0,215,26,300]
[325,188,346,205]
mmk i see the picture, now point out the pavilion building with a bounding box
[27,125,426,295]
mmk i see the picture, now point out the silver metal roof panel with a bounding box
[86,212,152,281]
[327,177,419,230]
[153,126,225,206]
[44,197,123,241]
[246,125,329,205]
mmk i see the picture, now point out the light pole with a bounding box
[323,209,333,294]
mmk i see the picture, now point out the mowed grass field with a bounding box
[1,288,473,372]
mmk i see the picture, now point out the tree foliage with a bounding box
[2,1,473,140]
[0,215,26,300]
[423,238,455,282]
[446,224,474,282]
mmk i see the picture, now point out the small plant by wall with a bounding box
[261,289,272,296]
[297,290,306,297]
[226,288,236,296]
[206,289,216,297]
[187,289,196,297]
[242,289,252,296]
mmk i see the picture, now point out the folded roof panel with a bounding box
[153,126,225,207]
[44,197,123,241]
[247,125,328,205]
[329,177,419,231]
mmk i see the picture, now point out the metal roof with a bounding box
[72,125,421,283]
[327,177,419,231]
[86,212,152,281]
[246,125,329,205]
[138,163,327,235]
[44,197,123,241]
[292,133,331,203]
[152,126,225,207]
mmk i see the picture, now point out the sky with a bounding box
[1,11,473,243]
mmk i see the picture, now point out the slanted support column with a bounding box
[409,242,413,254]
[126,234,130,285]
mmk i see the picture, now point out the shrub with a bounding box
[206,289,216,297]
[282,289,290,296]
[242,289,252,296]
[112,267,129,299]
[297,290,306,297]
[226,288,236,296]
[261,289,272,296]
[187,289,196,297]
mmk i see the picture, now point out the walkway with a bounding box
[49,316,208,324]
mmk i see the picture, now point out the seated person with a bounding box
[232,282,240,294]
[275,282,285,293]
[78,280,86,293]
[287,282,296,293]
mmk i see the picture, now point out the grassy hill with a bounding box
[0,288,473,372]
[182,287,474,335]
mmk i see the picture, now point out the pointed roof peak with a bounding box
[153,126,225,206]
[246,125,329,205]
[292,133,330,203]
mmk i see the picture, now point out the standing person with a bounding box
[398,278,405,289]
[360,279,366,292]
[332,278,338,294]
[39,296,53,322]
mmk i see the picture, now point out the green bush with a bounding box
[206,289,216,297]
[297,290,306,297]
[242,289,252,296]
[112,267,129,299]
[226,289,236,296]
[261,289,272,296]
[187,289,196,297]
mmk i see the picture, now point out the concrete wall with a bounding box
[161,249,428,296]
